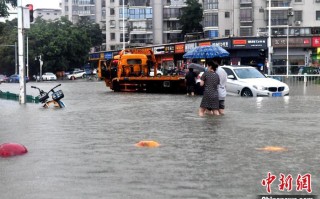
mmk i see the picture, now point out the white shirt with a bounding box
[216,67,227,99]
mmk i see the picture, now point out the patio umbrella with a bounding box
[183,45,230,59]
[187,63,206,72]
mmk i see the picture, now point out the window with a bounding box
[294,10,302,22]
[119,7,128,18]
[240,9,252,21]
[225,12,230,18]
[163,8,180,18]
[120,34,129,42]
[240,27,252,36]
[110,20,116,28]
[225,29,230,36]
[110,8,115,15]
[119,0,127,5]
[110,33,115,40]
[294,0,302,2]
[203,0,218,10]
[317,11,320,20]
[203,13,218,27]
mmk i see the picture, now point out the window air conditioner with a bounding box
[295,21,301,26]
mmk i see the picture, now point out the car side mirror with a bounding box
[227,75,235,79]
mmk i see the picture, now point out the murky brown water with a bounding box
[1,80,320,199]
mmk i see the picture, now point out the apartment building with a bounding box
[103,0,320,48]
[34,9,62,21]
[61,0,106,29]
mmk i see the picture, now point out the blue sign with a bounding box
[89,53,100,59]
[104,52,113,59]
[208,30,219,38]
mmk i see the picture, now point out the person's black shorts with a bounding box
[219,100,225,109]
[186,85,195,94]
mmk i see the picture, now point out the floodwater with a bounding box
[1,80,320,199]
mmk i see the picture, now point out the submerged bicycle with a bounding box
[31,84,65,108]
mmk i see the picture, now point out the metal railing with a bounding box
[267,74,320,96]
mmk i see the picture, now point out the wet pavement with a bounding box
[1,80,320,199]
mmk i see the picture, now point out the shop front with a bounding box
[271,37,312,74]
[230,38,267,72]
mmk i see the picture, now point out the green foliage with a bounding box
[179,0,203,36]
[0,18,17,75]
[0,16,104,76]
[0,0,17,17]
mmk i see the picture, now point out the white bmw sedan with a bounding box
[221,65,289,97]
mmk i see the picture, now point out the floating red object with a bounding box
[0,143,28,157]
[135,140,160,148]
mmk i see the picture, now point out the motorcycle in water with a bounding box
[31,84,65,108]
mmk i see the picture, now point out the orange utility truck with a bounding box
[98,49,186,93]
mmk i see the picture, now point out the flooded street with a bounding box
[1,80,320,199]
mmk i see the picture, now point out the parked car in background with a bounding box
[0,74,8,83]
[221,65,289,97]
[67,70,86,80]
[7,74,29,83]
[41,72,57,81]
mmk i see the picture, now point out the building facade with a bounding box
[34,9,62,21]
[92,0,320,73]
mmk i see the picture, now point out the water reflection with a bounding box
[1,81,320,198]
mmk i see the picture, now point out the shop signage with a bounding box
[272,37,311,48]
[132,48,152,54]
[211,39,231,49]
[312,37,320,47]
[232,38,267,48]
[175,44,185,53]
[89,53,100,60]
[154,46,165,54]
[198,41,211,46]
[164,45,175,53]
[185,43,196,52]
[104,52,113,59]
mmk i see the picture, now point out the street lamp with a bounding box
[122,0,125,51]
[286,25,289,77]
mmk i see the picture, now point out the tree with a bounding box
[0,18,17,75]
[0,0,17,17]
[76,17,104,48]
[28,17,92,73]
[179,0,203,36]
[0,16,103,76]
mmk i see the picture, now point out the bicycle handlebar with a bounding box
[31,84,61,94]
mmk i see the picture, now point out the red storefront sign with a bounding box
[233,39,247,45]
[312,37,320,47]
[175,44,185,53]
[198,41,211,46]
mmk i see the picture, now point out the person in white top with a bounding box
[214,60,228,115]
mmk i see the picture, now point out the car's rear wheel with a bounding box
[71,76,75,80]
[241,88,253,97]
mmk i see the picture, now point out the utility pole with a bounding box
[17,1,31,104]
[267,0,272,75]
[17,0,26,104]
